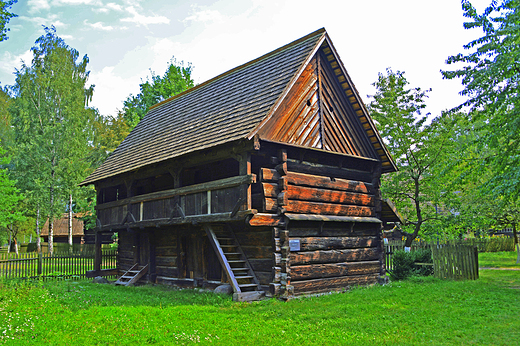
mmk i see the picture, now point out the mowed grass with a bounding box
[479,250,520,268]
[1,253,519,345]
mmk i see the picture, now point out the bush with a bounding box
[390,248,433,281]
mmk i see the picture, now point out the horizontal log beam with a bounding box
[86,268,118,278]
[99,210,256,230]
[291,261,381,280]
[290,248,379,265]
[286,185,374,206]
[294,236,378,251]
[285,200,374,217]
[292,274,379,294]
[259,168,373,194]
[284,214,381,224]
[247,213,283,227]
[287,161,371,183]
[97,174,256,210]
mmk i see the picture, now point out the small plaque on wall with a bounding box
[289,239,300,252]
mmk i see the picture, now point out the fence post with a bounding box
[37,252,42,275]
[94,231,102,272]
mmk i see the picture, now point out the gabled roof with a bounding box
[82,28,395,186]
[42,215,84,237]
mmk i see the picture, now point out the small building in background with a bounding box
[41,215,85,244]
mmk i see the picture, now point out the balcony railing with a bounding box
[95,174,256,230]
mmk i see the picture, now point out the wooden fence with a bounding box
[0,247,117,280]
[384,241,479,280]
[432,244,479,280]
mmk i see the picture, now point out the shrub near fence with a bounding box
[0,247,117,280]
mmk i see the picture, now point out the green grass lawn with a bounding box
[1,253,519,345]
[479,251,520,268]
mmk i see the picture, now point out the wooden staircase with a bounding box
[204,224,265,302]
[115,263,149,286]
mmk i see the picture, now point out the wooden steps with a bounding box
[115,263,149,286]
[204,224,265,302]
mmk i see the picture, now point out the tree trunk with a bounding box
[49,219,54,256]
[36,207,41,254]
[513,223,519,264]
[7,232,11,254]
[404,176,423,248]
[68,193,73,249]
[13,237,18,255]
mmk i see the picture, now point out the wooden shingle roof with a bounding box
[82,28,395,186]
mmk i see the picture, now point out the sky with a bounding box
[0,0,491,118]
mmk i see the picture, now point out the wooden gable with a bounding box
[252,36,395,172]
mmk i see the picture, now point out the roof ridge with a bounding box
[149,28,326,111]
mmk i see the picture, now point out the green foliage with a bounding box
[0,0,17,42]
[368,69,455,245]
[443,0,520,198]
[122,58,194,128]
[389,249,433,281]
[10,26,95,234]
[0,269,519,345]
[0,143,24,229]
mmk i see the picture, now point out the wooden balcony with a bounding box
[95,174,256,230]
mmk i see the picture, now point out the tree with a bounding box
[0,0,17,42]
[122,58,194,128]
[11,27,94,254]
[443,0,520,198]
[0,142,25,253]
[368,69,454,247]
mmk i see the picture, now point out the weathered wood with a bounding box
[204,225,241,293]
[155,256,177,267]
[240,246,272,258]
[292,274,379,294]
[285,213,381,224]
[259,169,373,194]
[277,192,288,206]
[247,213,283,227]
[286,185,374,206]
[248,258,273,272]
[86,268,118,278]
[155,265,178,278]
[287,161,372,183]
[262,183,279,198]
[259,167,279,182]
[96,174,256,210]
[291,261,380,280]
[294,236,378,251]
[290,248,380,265]
[285,200,374,217]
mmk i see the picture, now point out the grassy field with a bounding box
[479,251,520,268]
[1,252,519,345]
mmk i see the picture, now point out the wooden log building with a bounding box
[81,28,397,301]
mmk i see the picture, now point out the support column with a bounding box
[94,231,102,272]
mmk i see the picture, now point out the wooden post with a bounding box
[239,153,252,210]
[94,231,102,272]
[37,252,42,276]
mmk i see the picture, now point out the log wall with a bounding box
[288,221,382,295]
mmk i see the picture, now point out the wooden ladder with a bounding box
[115,263,149,286]
[204,224,265,302]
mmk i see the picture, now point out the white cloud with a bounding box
[89,65,142,116]
[0,50,33,76]
[106,2,123,11]
[27,0,51,13]
[18,14,63,28]
[120,6,170,27]
[53,0,103,5]
[84,20,114,31]
[183,8,225,24]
